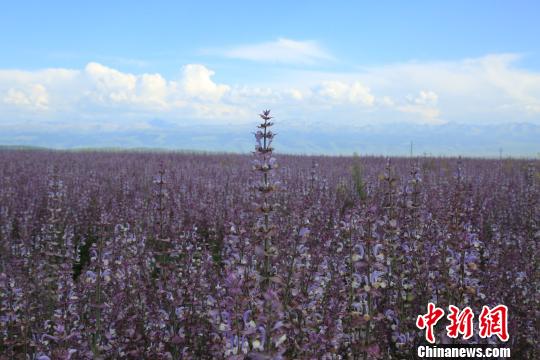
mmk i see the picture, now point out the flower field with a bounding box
[0,116,538,359]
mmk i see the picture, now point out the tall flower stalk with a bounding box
[253,109,278,290]
[249,109,283,356]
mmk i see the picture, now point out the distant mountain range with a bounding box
[1,121,539,157]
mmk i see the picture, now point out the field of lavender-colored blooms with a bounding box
[0,133,539,357]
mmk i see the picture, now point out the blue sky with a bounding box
[1,1,539,155]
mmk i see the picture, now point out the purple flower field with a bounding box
[0,116,538,359]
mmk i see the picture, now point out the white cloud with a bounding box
[379,96,394,107]
[221,38,334,64]
[279,53,540,124]
[397,104,442,124]
[359,54,540,119]
[137,73,168,108]
[394,90,442,124]
[317,81,375,106]
[286,88,305,101]
[1,53,540,132]
[349,82,375,105]
[85,62,137,104]
[0,62,242,128]
[181,64,230,101]
[3,84,49,110]
[82,63,179,111]
[478,54,540,114]
[412,90,438,105]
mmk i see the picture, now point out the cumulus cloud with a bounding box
[412,90,438,105]
[0,62,246,129]
[3,84,49,110]
[317,81,375,106]
[478,54,540,114]
[220,38,334,64]
[286,88,305,101]
[85,62,138,104]
[1,53,540,131]
[356,53,540,120]
[8,62,226,104]
[394,90,443,124]
[137,73,169,107]
[181,64,230,101]
[281,53,540,125]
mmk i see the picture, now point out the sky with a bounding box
[1,0,540,156]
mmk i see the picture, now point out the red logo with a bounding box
[416,304,509,343]
[479,305,509,342]
[416,303,445,343]
[446,305,474,340]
